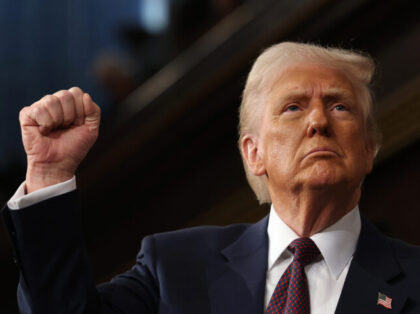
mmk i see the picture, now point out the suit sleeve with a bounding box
[1,191,160,314]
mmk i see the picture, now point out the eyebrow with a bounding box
[279,87,355,103]
[323,87,355,101]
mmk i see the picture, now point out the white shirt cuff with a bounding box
[7,176,77,210]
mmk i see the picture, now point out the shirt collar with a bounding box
[267,205,361,280]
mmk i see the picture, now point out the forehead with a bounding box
[270,64,356,98]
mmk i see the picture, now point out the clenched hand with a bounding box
[19,87,101,193]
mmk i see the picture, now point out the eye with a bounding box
[333,104,348,111]
[284,104,301,112]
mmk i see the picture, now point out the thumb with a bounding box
[83,93,101,131]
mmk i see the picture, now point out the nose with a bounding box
[306,102,330,137]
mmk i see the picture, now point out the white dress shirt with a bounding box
[7,177,76,210]
[265,205,361,313]
[8,179,361,313]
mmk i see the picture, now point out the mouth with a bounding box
[303,147,340,159]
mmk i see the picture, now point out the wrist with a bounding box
[26,163,75,193]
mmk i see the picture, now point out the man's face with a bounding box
[254,64,374,195]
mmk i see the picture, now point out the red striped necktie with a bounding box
[266,237,320,314]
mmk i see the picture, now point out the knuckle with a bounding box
[69,87,84,109]
[40,101,51,113]
[33,106,43,116]
[33,106,44,120]
[19,106,29,117]
[41,95,56,107]
[29,100,41,112]
[69,86,83,96]
[55,90,73,103]
[19,108,28,122]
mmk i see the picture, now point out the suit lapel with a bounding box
[335,216,407,314]
[208,216,269,314]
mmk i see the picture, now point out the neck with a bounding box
[270,185,361,237]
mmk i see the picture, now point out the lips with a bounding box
[304,147,340,159]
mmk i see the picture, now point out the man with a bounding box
[3,42,420,313]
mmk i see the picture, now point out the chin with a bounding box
[304,163,341,189]
[307,179,339,190]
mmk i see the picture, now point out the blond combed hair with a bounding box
[238,42,381,204]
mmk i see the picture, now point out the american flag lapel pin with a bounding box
[377,292,392,309]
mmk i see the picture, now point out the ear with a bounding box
[241,135,266,176]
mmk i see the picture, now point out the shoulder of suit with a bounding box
[152,222,251,244]
[142,222,253,258]
[386,236,420,260]
[361,215,420,260]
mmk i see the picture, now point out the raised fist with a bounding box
[19,87,101,193]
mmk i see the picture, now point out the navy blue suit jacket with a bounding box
[2,190,420,313]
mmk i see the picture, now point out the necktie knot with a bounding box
[288,237,320,266]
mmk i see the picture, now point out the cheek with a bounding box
[261,127,298,168]
[341,127,371,163]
